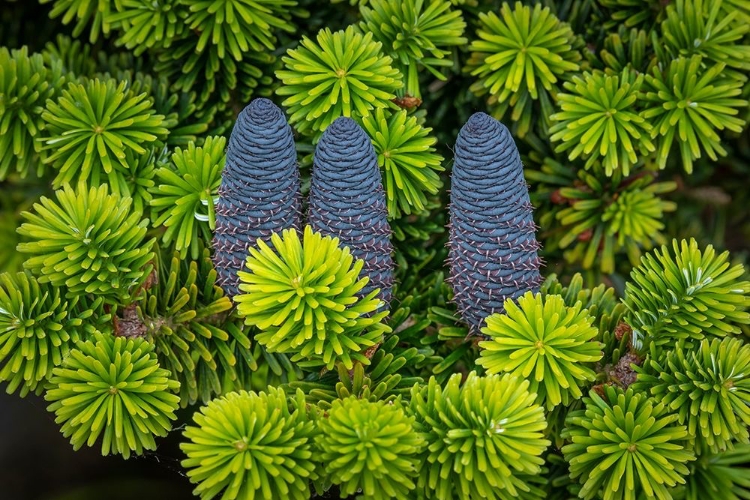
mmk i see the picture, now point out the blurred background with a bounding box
[1,391,194,500]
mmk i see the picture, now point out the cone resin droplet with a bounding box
[212,98,302,297]
[308,117,394,308]
[448,112,543,331]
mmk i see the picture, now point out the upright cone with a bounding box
[308,117,394,308]
[448,112,543,331]
[212,98,302,297]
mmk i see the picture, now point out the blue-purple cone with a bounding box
[308,117,394,308]
[448,112,543,331]
[212,98,302,297]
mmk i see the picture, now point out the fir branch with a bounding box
[410,372,550,499]
[642,55,747,174]
[562,385,695,500]
[549,68,654,177]
[181,388,318,500]
[235,226,390,371]
[316,396,424,499]
[45,332,181,459]
[0,46,63,181]
[16,183,156,301]
[40,78,169,191]
[624,238,750,350]
[478,291,603,410]
[151,136,225,260]
[633,337,750,453]
[360,108,445,218]
[0,271,100,396]
[465,2,581,137]
[276,26,403,136]
[359,0,467,98]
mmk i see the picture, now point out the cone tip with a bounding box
[243,98,284,122]
[462,112,511,140]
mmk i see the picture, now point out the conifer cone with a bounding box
[448,112,543,331]
[212,98,302,297]
[308,117,394,308]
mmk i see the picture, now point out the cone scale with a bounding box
[448,112,543,331]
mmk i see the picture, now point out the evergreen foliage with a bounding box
[562,385,696,500]
[235,226,389,371]
[478,291,603,410]
[0,46,63,180]
[527,160,676,273]
[41,78,169,191]
[40,0,113,43]
[659,0,750,72]
[181,387,318,500]
[16,183,156,301]
[624,238,750,350]
[642,56,747,173]
[182,0,298,60]
[290,346,425,410]
[150,136,226,259]
[465,2,581,137]
[0,208,24,273]
[41,34,97,79]
[539,273,628,368]
[106,0,185,56]
[0,271,98,396]
[633,337,750,453]
[549,68,654,176]
[2,0,750,498]
[45,332,181,459]
[409,372,550,499]
[134,246,252,407]
[276,26,403,136]
[119,147,160,214]
[316,397,424,499]
[360,108,444,218]
[359,0,467,98]
[598,0,666,30]
[676,444,750,500]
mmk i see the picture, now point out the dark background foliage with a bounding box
[0,391,192,500]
